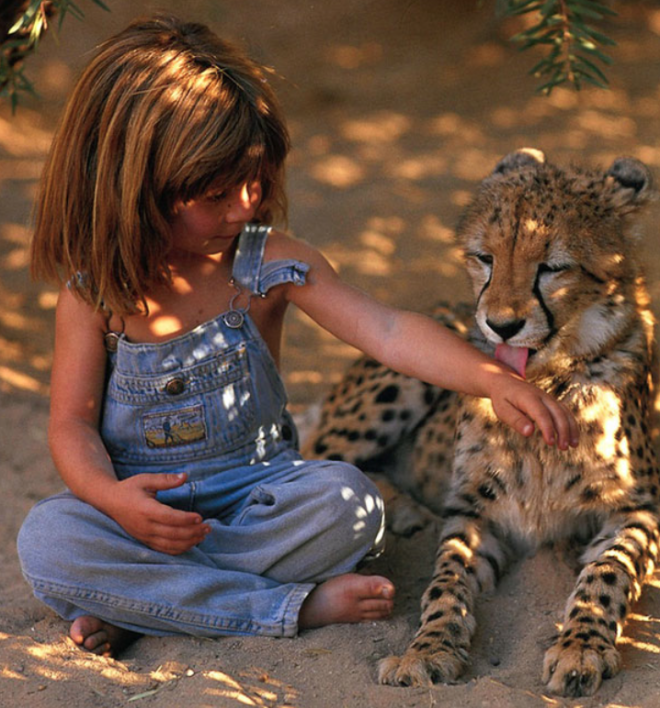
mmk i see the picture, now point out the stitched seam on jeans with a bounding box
[26,575,303,635]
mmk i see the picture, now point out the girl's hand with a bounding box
[488,373,579,450]
[106,473,210,555]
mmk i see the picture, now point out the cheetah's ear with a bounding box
[606,157,654,211]
[492,148,545,176]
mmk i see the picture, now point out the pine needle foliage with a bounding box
[498,0,618,94]
[0,0,109,112]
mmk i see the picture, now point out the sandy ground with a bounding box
[3,1,660,706]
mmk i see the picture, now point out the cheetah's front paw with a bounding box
[542,640,621,697]
[377,647,467,687]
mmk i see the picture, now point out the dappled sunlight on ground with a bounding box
[0,629,302,706]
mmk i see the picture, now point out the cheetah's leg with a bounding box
[378,517,508,686]
[543,508,660,697]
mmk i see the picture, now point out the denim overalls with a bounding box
[18,225,385,638]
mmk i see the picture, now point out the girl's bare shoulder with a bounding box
[263,229,324,265]
[57,285,106,323]
[264,229,318,261]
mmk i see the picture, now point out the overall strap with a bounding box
[232,224,271,295]
[231,224,310,297]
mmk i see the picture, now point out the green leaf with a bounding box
[16,68,37,94]
[510,19,553,43]
[530,62,553,77]
[90,0,111,11]
[570,0,618,17]
[579,71,610,89]
[505,0,544,15]
[29,11,47,44]
[576,26,618,46]
[566,19,618,54]
[573,53,610,82]
[536,74,568,94]
[540,0,560,17]
[8,0,41,33]
[576,40,614,64]
[2,0,112,111]
[518,36,561,50]
[528,56,558,75]
[58,0,86,26]
[571,6,606,20]
[509,0,543,9]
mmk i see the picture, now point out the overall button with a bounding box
[104,332,120,352]
[165,378,186,395]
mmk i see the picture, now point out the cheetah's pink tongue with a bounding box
[495,344,529,379]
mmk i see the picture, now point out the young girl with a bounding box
[18,14,578,657]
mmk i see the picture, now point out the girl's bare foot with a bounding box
[298,573,395,629]
[69,615,139,657]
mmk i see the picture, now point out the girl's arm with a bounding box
[48,287,210,554]
[270,233,579,449]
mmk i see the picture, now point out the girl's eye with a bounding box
[207,191,228,202]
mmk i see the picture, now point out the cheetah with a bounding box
[303,149,660,697]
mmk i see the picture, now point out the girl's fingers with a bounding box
[148,503,204,527]
[516,398,579,449]
[528,398,558,446]
[144,521,211,554]
[546,401,570,449]
[135,472,189,492]
[149,520,211,541]
[495,397,538,439]
[535,396,579,449]
[497,378,579,449]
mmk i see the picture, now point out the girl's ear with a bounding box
[492,147,546,176]
[605,157,655,212]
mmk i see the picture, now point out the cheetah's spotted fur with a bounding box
[303,150,660,697]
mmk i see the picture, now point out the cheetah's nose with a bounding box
[486,317,526,342]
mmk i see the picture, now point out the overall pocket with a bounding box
[101,344,256,465]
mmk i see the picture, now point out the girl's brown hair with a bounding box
[31,14,290,315]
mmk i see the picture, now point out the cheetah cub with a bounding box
[304,150,660,697]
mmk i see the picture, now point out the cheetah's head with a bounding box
[457,149,654,379]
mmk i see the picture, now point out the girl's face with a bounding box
[169,180,263,258]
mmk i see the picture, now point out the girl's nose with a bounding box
[226,182,261,222]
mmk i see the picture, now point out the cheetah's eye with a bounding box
[537,262,571,275]
[468,252,493,266]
